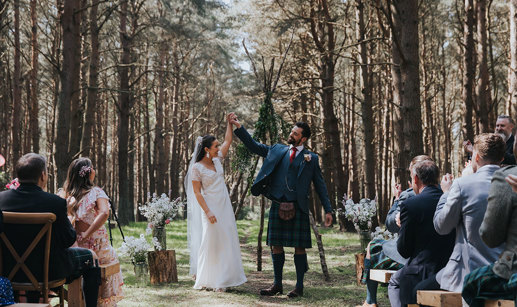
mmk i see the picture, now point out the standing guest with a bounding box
[357,155,433,307]
[62,157,123,307]
[416,134,505,294]
[387,160,455,307]
[462,139,517,306]
[464,115,515,165]
[0,153,100,306]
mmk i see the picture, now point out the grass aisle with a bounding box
[107,217,390,306]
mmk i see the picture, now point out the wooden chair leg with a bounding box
[59,286,65,307]
[68,277,85,307]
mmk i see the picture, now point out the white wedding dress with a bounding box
[189,151,247,289]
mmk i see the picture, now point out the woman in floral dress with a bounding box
[62,157,123,307]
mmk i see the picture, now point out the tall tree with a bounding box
[509,0,517,117]
[463,0,476,141]
[12,0,22,170]
[29,0,40,153]
[476,0,491,132]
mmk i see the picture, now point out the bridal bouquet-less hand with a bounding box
[139,193,184,228]
[118,234,159,264]
[338,195,377,232]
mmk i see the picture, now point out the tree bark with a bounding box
[476,0,491,133]
[29,0,40,153]
[56,0,82,186]
[117,0,134,224]
[463,0,476,142]
[12,0,22,171]
[356,0,376,200]
[509,0,517,117]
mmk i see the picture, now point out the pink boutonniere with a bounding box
[5,178,19,190]
[304,154,311,162]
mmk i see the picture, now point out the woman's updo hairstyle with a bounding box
[195,135,216,162]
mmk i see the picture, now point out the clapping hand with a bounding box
[324,212,333,227]
[206,210,218,224]
[463,140,473,154]
[396,212,401,228]
[393,183,402,200]
[441,173,454,193]
[506,174,517,193]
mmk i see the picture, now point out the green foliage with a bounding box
[0,172,9,191]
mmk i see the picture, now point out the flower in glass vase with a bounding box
[337,195,377,232]
[139,193,184,251]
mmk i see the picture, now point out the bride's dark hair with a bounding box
[195,135,216,162]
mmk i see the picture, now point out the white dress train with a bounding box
[190,152,247,289]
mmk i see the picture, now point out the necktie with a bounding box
[289,147,297,163]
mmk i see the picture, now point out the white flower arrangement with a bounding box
[371,226,397,241]
[139,193,184,228]
[118,234,153,264]
[337,195,377,232]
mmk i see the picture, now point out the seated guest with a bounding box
[417,133,505,294]
[0,153,100,306]
[358,155,433,307]
[462,139,517,306]
[387,160,455,307]
[62,157,123,307]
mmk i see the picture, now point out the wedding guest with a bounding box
[464,115,515,165]
[462,138,517,306]
[416,134,505,295]
[387,160,455,307]
[62,157,123,307]
[0,153,100,306]
[358,155,432,307]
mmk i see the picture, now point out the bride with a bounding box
[186,114,247,291]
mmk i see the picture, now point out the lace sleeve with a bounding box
[191,164,202,182]
[218,150,223,159]
[94,187,110,200]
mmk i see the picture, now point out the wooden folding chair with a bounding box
[0,212,66,307]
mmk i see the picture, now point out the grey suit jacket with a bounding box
[434,164,504,292]
[480,165,517,279]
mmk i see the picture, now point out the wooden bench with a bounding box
[369,269,397,283]
[12,304,51,307]
[485,300,515,307]
[67,262,120,307]
[416,290,462,307]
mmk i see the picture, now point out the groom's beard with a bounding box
[287,137,302,147]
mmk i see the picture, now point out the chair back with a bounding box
[0,212,56,292]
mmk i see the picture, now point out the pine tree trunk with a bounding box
[12,0,22,171]
[476,0,491,133]
[509,0,517,117]
[29,0,39,153]
[463,0,476,142]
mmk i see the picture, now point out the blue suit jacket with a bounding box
[234,126,332,214]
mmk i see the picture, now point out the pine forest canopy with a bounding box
[0,0,515,228]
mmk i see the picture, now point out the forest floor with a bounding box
[62,217,391,306]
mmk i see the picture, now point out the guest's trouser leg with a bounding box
[363,257,379,304]
[67,248,101,307]
[271,246,285,287]
[414,273,440,300]
[388,269,403,307]
[294,247,307,290]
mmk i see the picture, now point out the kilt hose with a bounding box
[267,201,312,248]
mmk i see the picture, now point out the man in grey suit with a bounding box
[418,133,506,293]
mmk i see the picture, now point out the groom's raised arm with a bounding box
[234,126,270,158]
[312,155,333,214]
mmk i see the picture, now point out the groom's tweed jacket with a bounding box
[234,126,332,215]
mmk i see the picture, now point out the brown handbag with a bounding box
[278,202,296,221]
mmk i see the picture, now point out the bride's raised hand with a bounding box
[206,210,218,224]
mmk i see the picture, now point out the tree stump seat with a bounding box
[369,269,397,283]
[485,300,515,307]
[416,290,462,307]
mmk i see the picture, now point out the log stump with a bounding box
[148,250,178,284]
[355,252,365,286]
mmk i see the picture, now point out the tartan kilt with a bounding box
[462,264,517,307]
[267,201,312,248]
[361,239,404,284]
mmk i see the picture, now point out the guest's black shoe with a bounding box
[287,287,303,298]
[259,284,283,296]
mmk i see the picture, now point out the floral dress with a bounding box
[76,187,123,307]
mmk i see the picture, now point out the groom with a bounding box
[229,113,333,298]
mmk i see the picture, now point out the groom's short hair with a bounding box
[295,122,311,139]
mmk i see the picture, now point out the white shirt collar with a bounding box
[289,144,304,152]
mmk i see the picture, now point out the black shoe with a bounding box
[259,284,283,296]
[287,288,303,298]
